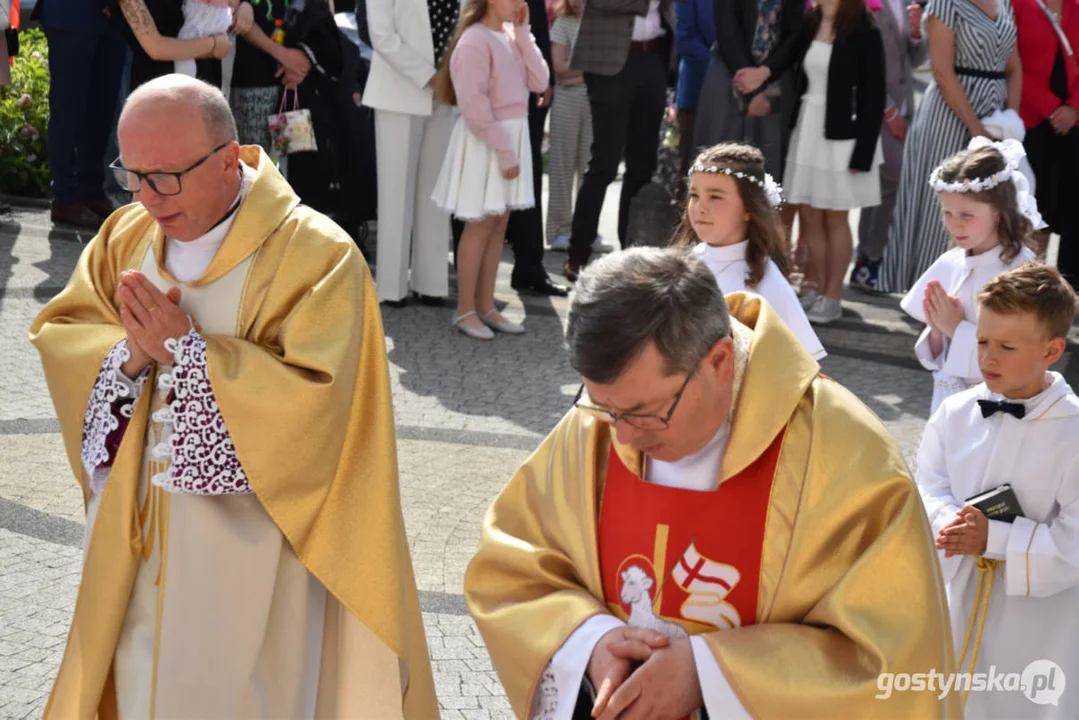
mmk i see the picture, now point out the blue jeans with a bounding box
[43,25,127,205]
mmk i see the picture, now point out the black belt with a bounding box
[955,66,1006,79]
[630,38,662,53]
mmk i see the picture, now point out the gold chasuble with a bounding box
[465,295,961,719]
[29,147,438,719]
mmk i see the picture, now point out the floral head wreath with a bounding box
[928,137,1047,230]
[689,164,785,207]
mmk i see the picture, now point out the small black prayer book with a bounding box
[965,484,1025,523]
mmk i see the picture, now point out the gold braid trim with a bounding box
[957,557,1002,704]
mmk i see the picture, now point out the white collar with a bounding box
[984,372,1078,419]
[963,244,1008,269]
[694,240,749,263]
[165,165,249,283]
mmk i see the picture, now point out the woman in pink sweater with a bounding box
[431,0,551,340]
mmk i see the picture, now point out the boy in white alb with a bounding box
[917,263,1079,719]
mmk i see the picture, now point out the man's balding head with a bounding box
[120,74,238,147]
[117,74,244,242]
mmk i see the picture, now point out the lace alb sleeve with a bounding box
[528,615,624,720]
[82,340,150,493]
[150,329,252,495]
[529,666,561,720]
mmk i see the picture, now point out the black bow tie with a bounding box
[977,399,1026,419]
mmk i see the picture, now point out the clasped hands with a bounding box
[115,271,191,377]
[1049,104,1078,136]
[733,66,771,96]
[586,627,702,720]
[936,505,989,558]
[923,280,963,340]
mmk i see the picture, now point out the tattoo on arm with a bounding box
[120,0,158,39]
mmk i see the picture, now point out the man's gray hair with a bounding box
[124,74,238,145]
[565,248,732,384]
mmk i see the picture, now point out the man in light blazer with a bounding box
[364,0,460,306]
[562,0,677,281]
[851,0,927,293]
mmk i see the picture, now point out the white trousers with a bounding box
[374,104,455,301]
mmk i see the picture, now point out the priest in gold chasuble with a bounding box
[465,249,960,720]
[28,75,437,719]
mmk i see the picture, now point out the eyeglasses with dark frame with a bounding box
[109,142,230,197]
[572,371,696,431]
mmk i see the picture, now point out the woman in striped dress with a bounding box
[877,0,1021,293]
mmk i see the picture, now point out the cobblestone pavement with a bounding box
[1,194,1077,720]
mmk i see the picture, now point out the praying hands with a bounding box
[936,505,989,558]
[923,280,963,358]
[597,638,703,720]
[116,271,192,376]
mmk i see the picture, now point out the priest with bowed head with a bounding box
[29,74,437,718]
[465,247,957,718]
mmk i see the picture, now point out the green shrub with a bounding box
[0,28,51,198]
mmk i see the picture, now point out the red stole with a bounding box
[598,431,784,638]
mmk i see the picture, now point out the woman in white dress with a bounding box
[740,0,887,324]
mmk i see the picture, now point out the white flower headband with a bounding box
[689,165,784,207]
[928,137,1046,229]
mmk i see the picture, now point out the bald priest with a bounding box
[29,74,437,718]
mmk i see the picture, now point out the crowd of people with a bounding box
[5,0,1076,338]
[10,0,1079,713]
[24,72,1079,717]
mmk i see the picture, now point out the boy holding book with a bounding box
[917,263,1079,718]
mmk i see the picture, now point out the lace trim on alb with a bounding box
[150,330,252,495]
[81,340,148,491]
[530,667,559,720]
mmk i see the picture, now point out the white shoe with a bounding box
[798,287,820,310]
[453,311,495,340]
[481,309,525,334]
[592,236,617,253]
[807,296,843,325]
[548,233,570,251]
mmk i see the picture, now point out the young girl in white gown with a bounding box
[674,142,826,360]
[901,137,1044,414]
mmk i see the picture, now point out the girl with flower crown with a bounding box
[901,137,1044,413]
[674,142,826,359]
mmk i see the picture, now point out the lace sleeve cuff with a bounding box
[150,329,252,495]
[81,340,150,493]
[530,615,625,720]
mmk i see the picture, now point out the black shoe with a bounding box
[511,275,569,297]
[414,293,447,307]
[563,258,582,283]
[381,298,408,308]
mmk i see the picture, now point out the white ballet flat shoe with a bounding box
[481,309,525,334]
[453,311,495,340]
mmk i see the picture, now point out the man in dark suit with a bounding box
[451,0,569,298]
[562,0,676,281]
[36,0,127,230]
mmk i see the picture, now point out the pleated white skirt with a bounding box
[432,115,534,221]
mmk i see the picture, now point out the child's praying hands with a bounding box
[936,505,989,558]
[923,280,964,337]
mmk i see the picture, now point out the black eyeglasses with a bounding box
[573,372,695,431]
[109,142,230,196]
